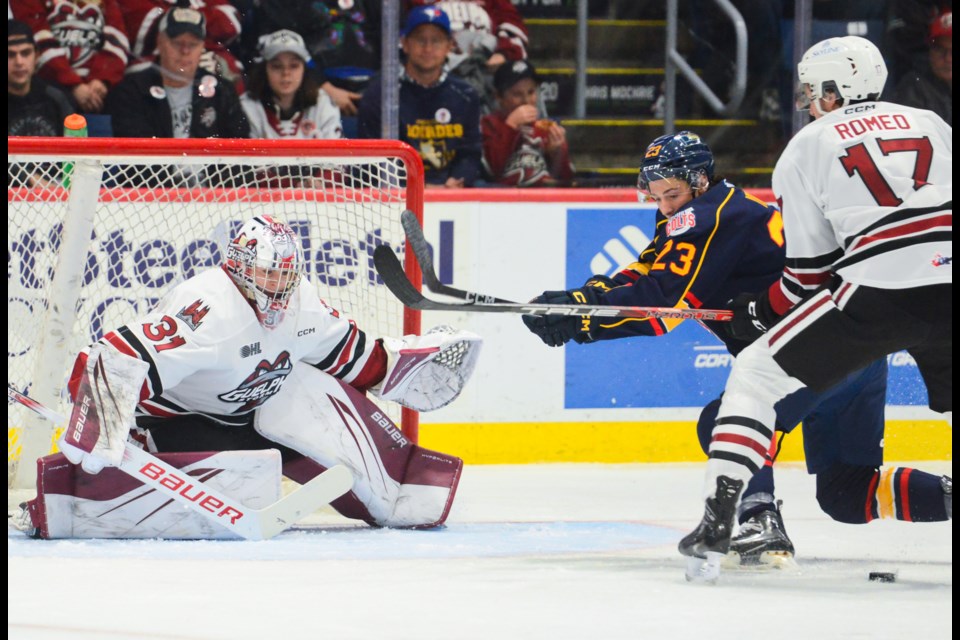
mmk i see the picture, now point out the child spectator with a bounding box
[241,29,342,140]
[889,7,952,125]
[120,0,246,94]
[482,60,573,187]
[12,0,130,113]
[357,6,482,189]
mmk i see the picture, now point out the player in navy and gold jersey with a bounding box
[523,131,951,569]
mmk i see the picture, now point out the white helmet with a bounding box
[224,216,304,329]
[797,36,887,108]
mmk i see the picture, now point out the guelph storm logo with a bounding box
[218,352,293,412]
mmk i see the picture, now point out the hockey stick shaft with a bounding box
[400,210,514,304]
[7,384,353,540]
[375,243,733,322]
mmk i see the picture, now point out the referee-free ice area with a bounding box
[8,462,952,640]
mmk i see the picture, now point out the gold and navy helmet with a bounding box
[638,131,714,193]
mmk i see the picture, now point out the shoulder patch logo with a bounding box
[666,208,697,236]
[176,299,209,330]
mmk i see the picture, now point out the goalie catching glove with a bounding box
[372,325,482,411]
[60,344,149,474]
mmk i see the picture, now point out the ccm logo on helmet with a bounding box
[138,462,245,524]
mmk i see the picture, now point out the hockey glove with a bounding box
[522,285,603,347]
[725,290,780,343]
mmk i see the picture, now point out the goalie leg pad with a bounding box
[373,325,482,412]
[257,364,462,527]
[19,450,282,539]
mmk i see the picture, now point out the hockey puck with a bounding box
[868,572,897,583]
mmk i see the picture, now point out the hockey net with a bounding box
[7,137,424,491]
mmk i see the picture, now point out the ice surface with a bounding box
[8,462,952,639]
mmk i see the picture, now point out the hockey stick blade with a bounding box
[400,210,514,304]
[374,244,733,321]
[8,384,354,540]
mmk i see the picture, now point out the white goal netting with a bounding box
[7,137,424,490]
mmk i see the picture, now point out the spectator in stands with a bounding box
[889,7,952,125]
[241,29,342,139]
[481,60,573,187]
[884,0,950,88]
[8,19,76,189]
[105,6,249,139]
[8,19,75,138]
[357,6,482,189]
[239,0,382,117]
[12,0,131,114]
[405,0,530,115]
[105,6,248,187]
[240,29,343,188]
[120,0,246,95]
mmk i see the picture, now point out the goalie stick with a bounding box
[7,384,354,540]
[375,242,733,322]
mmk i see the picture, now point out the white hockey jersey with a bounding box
[771,100,952,308]
[240,92,343,139]
[95,268,381,426]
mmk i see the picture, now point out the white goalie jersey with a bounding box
[771,100,952,307]
[89,267,383,426]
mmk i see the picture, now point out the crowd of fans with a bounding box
[7,0,953,188]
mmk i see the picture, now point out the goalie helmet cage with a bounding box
[7,137,424,490]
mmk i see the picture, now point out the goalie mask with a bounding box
[796,36,887,110]
[225,216,304,329]
[637,131,714,196]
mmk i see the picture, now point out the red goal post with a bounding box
[7,137,424,490]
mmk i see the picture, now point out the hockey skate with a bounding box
[723,501,797,570]
[679,475,743,583]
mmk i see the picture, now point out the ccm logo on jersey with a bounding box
[138,462,244,524]
[297,327,316,337]
[666,208,696,236]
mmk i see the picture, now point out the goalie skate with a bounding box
[679,475,743,583]
[723,501,798,570]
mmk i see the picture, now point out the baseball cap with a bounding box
[8,20,35,47]
[929,8,952,42]
[402,6,451,37]
[159,7,206,40]
[258,29,311,62]
[494,60,539,94]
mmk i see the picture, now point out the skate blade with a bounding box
[685,551,724,583]
[723,550,798,571]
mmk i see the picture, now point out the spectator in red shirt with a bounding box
[12,0,130,113]
[481,60,573,187]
